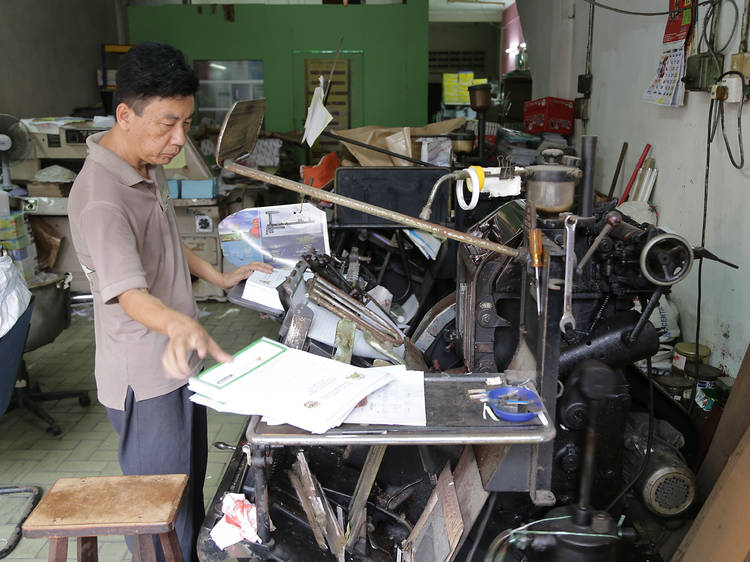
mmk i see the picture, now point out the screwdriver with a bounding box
[529,228,544,317]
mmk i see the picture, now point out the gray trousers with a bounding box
[106,385,207,562]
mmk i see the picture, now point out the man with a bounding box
[68,42,271,561]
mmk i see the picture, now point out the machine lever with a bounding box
[576,211,622,274]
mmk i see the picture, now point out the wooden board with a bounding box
[673,424,750,561]
[448,446,490,562]
[402,463,463,562]
[697,343,750,495]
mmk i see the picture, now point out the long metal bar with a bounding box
[225,161,521,259]
[321,131,433,167]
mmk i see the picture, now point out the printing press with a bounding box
[198,101,710,562]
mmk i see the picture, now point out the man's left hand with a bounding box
[220,262,274,289]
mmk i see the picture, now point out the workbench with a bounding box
[197,374,555,561]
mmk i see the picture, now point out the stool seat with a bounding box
[23,474,188,562]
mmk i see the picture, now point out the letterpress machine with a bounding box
[197,101,732,562]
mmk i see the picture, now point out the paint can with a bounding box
[672,342,710,376]
[684,363,722,413]
[658,375,695,407]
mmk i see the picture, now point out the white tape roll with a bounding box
[456,167,481,210]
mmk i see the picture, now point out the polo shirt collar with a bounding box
[86,131,154,187]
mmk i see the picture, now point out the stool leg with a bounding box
[159,530,184,562]
[132,534,157,562]
[77,536,98,562]
[48,537,68,562]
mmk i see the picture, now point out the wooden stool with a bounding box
[22,474,188,562]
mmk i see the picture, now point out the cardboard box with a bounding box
[168,180,181,199]
[13,255,39,281]
[26,182,73,198]
[7,246,29,261]
[0,212,27,240]
[1,235,31,251]
[523,97,575,136]
[457,71,474,84]
[181,179,217,199]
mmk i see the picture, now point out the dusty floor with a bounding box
[0,300,278,561]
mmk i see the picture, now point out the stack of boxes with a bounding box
[1,212,39,281]
[442,72,489,105]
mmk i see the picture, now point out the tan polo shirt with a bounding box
[68,131,202,410]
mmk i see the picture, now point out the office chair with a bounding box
[14,276,91,436]
[0,298,41,559]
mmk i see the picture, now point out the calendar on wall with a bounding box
[642,0,693,107]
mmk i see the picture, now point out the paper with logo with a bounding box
[188,338,394,433]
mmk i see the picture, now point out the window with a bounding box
[193,60,264,125]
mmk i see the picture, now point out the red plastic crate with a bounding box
[522,97,575,136]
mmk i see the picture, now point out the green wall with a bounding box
[127,3,429,133]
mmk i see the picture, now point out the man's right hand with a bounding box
[163,317,232,379]
[118,288,233,379]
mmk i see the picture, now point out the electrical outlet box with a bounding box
[718,75,744,102]
[683,52,724,91]
[577,73,593,96]
[711,84,729,100]
[731,52,750,82]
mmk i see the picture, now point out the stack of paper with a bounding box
[189,338,395,434]
[344,367,426,426]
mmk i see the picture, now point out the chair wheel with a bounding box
[79,394,91,407]
[47,425,62,436]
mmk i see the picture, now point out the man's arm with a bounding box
[183,244,272,289]
[118,288,231,378]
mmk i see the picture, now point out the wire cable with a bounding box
[717,70,746,169]
[466,493,497,562]
[605,356,655,512]
[581,0,718,17]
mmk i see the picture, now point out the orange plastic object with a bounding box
[301,152,340,188]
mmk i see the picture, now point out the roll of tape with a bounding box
[456,167,482,210]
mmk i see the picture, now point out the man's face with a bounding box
[121,96,194,166]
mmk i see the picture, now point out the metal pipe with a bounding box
[580,135,597,217]
[585,0,595,76]
[741,0,750,53]
[225,161,521,259]
[420,173,454,220]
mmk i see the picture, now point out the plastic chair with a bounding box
[0,297,41,558]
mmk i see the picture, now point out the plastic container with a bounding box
[672,342,710,376]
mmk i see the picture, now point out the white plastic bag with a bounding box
[0,254,32,339]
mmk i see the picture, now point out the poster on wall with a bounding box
[642,0,693,107]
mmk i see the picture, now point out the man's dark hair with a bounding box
[114,42,199,114]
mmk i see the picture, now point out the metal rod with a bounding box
[321,131,433,167]
[621,144,651,203]
[580,135,597,217]
[629,288,663,344]
[607,142,628,200]
[225,161,521,259]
